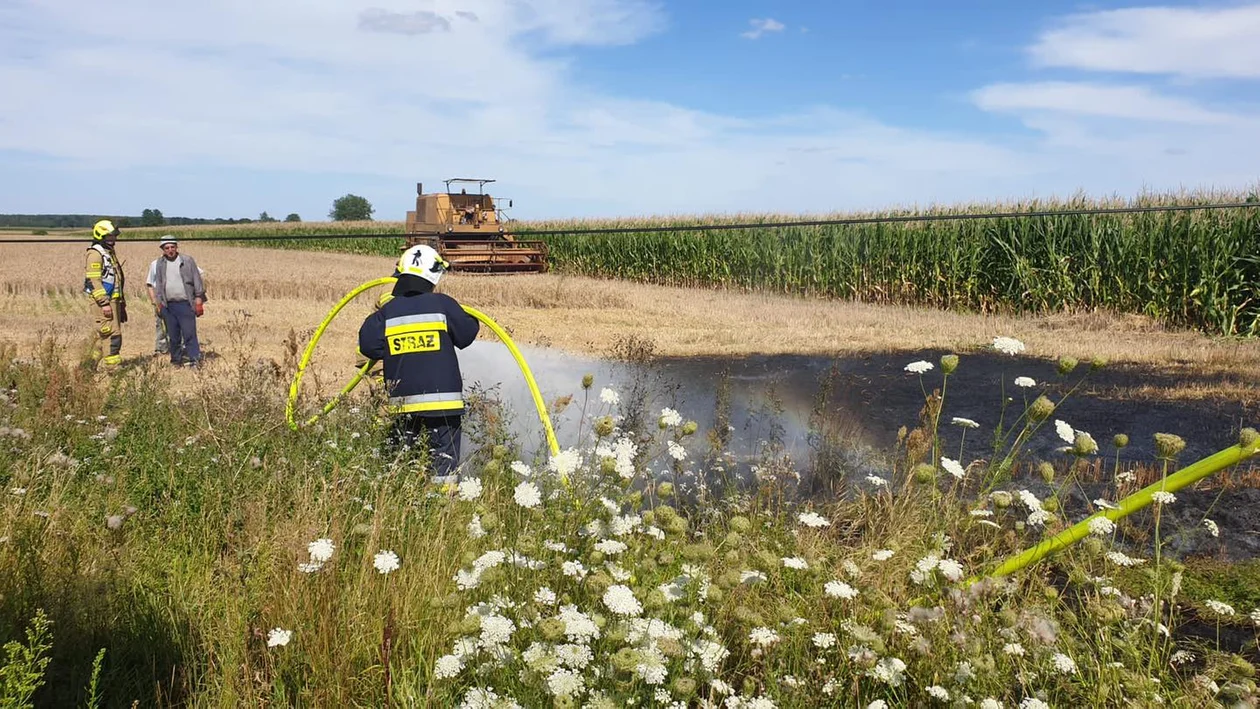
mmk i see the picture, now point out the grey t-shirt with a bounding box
[164,258,187,302]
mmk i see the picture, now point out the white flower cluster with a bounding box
[992,336,1026,356]
[595,436,638,480]
[797,511,831,528]
[910,554,964,585]
[1088,516,1116,536]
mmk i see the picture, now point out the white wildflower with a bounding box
[266,628,291,647]
[1054,419,1074,444]
[602,584,643,617]
[798,512,831,528]
[546,667,585,698]
[659,407,682,427]
[467,514,485,539]
[1251,608,1260,625]
[936,558,964,582]
[992,336,1026,356]
[1203,518,1219,537]
[534,587,557,605]
[297,561,323,573]
[941,457,966,479]
[434,654,463,679]
[1019,699,1049,709]
[926,685,950,701]
[782,556,809,570]
[1169,650,1196,666]
[1152,491,1175,505]
[555,643,593,670]
[561,560,587,579]
[1051,652,1077,675]
[478,614,515,648]
[865,475,889,487]
[813,632,837,649]
[951,417,980,428]
[979,699,1003,709]
[667,440,687,461]
[457,477,483,501]
[513,481,542,508]
[1014,376,1036,388]
[599,387,619,405]
[510,460,531,477]
[547,448,581,479]
[872,549,895,561]
[373,550,400,575]
[969,509,993,517]
[1205,599,1236,616]
[1002,643,1026,656]
[824,580,859,599]
[905,360,933,374]
[594,539,627,555]
[1088,517,1116,536]
[1093,498,1119,510]
[748,627,780,647]
[308,538,335,563]
[867,656,908,686]
[867,702,889,709]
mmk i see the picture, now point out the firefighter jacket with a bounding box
[357,290,479,417]
[84,243,124,306]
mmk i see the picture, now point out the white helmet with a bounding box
[396,244,449,285]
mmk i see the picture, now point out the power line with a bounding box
[1,200,1256,243]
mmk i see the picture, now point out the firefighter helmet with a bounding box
[396,244,449,285]
[92,219,120,242]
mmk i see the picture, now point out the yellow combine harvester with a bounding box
[403,178,549,273]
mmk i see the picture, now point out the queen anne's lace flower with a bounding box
[825,580,859,599]
[1205,599,1236,616]
[992,336,1026,355]
[905,360,933,374]
[951,417,979,428]
[798,512,830,528]
[872,549,895,561]
[782,556,808,569]
[547,449,581,479]
[659,408,683,427]
[308,538,335,563]
[514,481,542,508]
[373,550,400,575]
[1055,419,1074,444]
[1089,517,1116,536]
[602,584,642,616]
[748,627,780,646]
[1152,491,1176,505]
[941,457,965,479]
[1014,376,1036,387]
[266,628,291,647]
[1203,518,1219,537]
[434,654,463,679]
[457,478,483,501]
[599,387,619,405]
[1051,652,1077,674]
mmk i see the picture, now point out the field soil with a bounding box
[1,236,1257,467]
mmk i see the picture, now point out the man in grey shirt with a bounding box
[146,237,207,367]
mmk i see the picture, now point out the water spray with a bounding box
[285,277,561,458]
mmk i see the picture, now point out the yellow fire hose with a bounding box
[978,433,1260,581]
[285,277,560,459]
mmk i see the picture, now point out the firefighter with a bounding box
[357,245,479,479]
[83,219,128,369]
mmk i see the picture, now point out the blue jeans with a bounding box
[161,300,201,364]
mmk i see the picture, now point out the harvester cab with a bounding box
[403,179,548,273]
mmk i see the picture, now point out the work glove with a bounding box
[194,300,204,317]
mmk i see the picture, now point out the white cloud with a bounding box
[740,17,785,40]
[1029,4,1260,78]
[972,82,1240,124]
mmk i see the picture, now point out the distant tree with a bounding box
[285,213,302,222]
[140,208,165,227]
[329,194,374,221]
[258,211,278,222]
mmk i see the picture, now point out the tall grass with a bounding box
[1,334,1258,706]
[86,189,1260,335]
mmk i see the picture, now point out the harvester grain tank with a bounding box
[403,178,548,273]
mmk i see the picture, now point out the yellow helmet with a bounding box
[396,244,450,285]
[92,219,120,242]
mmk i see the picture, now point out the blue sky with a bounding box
[1,0,1257,220]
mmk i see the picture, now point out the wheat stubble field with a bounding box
[2,235,1260,390]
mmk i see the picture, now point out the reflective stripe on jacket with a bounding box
[84,244,123,303]
[357,290,479,417]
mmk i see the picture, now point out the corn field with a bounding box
[105,192,1260,336]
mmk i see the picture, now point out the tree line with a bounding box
[1,193,376,228]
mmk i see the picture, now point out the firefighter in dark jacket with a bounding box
[357,244,479,479]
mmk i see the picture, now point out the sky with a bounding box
[1,0,1258,220]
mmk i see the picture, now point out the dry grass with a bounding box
[1,237,1258,401]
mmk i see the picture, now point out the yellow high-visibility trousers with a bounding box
[89,302,122,367]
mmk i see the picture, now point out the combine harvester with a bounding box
[403,178,549,274]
